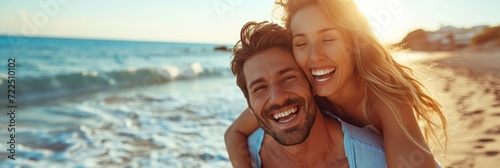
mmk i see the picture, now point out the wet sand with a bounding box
[411,50,500,167]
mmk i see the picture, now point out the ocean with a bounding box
[0,36,246,167]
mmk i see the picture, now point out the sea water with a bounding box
[0,36,246,167]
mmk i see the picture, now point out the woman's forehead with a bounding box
[290,5,338,35]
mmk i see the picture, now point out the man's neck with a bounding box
[262,110,347,167]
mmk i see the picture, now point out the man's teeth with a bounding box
[272,107,298,120]
[311,68,335,76]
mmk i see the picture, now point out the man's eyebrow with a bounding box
[278,67,296,76]
[292,27,338,39]
[248,67,296,89]
[248,77,265,90]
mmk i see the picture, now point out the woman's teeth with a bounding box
[311,68,335,76]
[311,68,335,82]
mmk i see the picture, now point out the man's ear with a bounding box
[246,101,255,114]
[247,107,255,115]
[309,84,317,96]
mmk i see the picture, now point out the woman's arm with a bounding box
[224,108,260,168]
[377,104,438,168]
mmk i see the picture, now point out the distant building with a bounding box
[427,25,488,45]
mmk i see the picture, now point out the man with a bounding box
[229,21,387,167]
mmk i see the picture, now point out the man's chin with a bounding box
[270,126,310,146]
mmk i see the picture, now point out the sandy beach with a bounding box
[408,50,500,167]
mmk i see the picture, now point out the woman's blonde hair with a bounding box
[275,0,448,153]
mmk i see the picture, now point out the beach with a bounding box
[406,50,500,167]
[0,36,498,167]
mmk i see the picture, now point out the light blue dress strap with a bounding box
[324,111,444,168]
[248,128,264,168]
[321,110,387,167]
[247,115,387,168]
[247,111,443,168]
[335,116,387,168]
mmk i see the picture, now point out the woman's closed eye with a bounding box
[294,42,307,47]
[322,38,336,43]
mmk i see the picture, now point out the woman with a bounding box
[225,0,447,167]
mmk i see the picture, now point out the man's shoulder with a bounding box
[248,128,264,167]
[247,112,388,167]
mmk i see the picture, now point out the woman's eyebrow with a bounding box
[318,27,337,34]
[292,27,338,39]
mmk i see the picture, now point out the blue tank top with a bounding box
[247,112,443,168]
[247,113,386,167]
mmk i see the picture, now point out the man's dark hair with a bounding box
[230,21,292,103]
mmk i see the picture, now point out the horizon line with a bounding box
[0,34,234,46]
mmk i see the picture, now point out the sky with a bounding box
[0,0,499,44]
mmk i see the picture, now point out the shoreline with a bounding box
[433,50,500,79]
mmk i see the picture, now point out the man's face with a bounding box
[243,47,318,146]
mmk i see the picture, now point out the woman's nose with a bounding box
[308,42,325,62]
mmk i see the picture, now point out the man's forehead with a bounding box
[243,48,298,85]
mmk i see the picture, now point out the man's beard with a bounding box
[254,96,317,146]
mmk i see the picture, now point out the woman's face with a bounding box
[290,5,356,97]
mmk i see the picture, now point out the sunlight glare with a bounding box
[354,0,409,44]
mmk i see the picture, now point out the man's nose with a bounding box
[269,85,289,105]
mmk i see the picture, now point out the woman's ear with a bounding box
[346,32,364,57]
[346,39,355,56]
